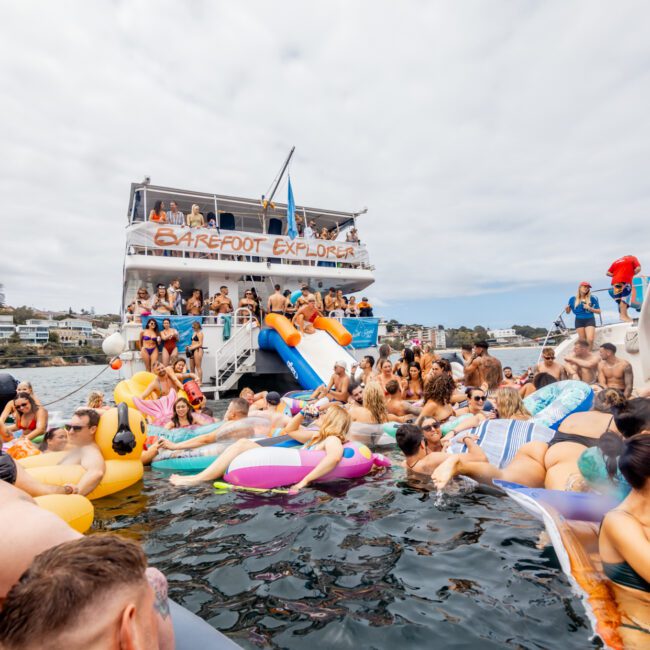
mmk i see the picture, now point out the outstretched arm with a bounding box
[159,431,217,450]
[291,437,343,491]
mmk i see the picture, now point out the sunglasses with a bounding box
[15,403,29,409]
[543,356,554,360]
[472,396,486,402]
[422,422,440,431]
[65,424,85,432]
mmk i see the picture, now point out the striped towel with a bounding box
[447,419,555,469]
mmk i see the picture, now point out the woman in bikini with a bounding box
[185,289,203,316]
[151,285,173,315]
[394,348,415,380]
[170,404,351,489]
[238,290,260,326]
[148,200,166,223]
[293,294,320,335]
[1,393,48,442]
[159,318,180,366]
[139,318,160,371]
[401,363,424,401]
[187,321,204,384]
[0,382,42,425]
[598,434,650,646]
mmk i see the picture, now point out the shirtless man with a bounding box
[310,361,350,403]
[324,287,337,314]
[385,380,420,418]
[140,362,175,399]
[598,342,634,397]
[210,285,233,314]
[267,284,287,314]
[534,347,568,381]
[501,367,519,388]
[292,294,320,334]
[464,341,503,391]
[10,409,105,497]
[358,355,375,385]
[295,285,311,308]
[563,339,600,383]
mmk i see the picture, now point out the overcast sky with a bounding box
[1,1,649,327]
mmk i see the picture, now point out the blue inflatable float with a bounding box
[524,380,593,430]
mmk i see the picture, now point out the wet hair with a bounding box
[74,408,100,428]
[229,397,250,417]
[600,342,616,354]
[402,348,415,365]
[593,389,626,413]
[618,434,650,489]
[395,423,423,456]
[494,388,531,420]
[385,379,400,395]
[171,397,195,428]
[363,355,375,368]
[363,382,388,424]
[0,535,148,649]
[423,375,455,406]
[533,372,556,390]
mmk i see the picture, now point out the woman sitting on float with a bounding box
[164,398,196,431]
[169,405,352,489]
[0,393,48,443]
[0,382,43,426]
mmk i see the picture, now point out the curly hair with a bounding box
[423,374,455,406]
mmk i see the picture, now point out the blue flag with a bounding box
[287,176,298,240]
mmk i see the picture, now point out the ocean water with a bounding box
[5,351,601,649]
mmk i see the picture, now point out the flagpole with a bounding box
[263,146,295,212]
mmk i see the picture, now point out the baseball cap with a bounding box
[579,281,592,288]
[266,391,281,405]
[334,360,347,369]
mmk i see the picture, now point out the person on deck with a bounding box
[607,254,641,323]
[159,318,179,366]
[358,297,373,317]
[210,286,233,315]
[534,347,568,381]
[598,343,634,398]
[565,281,601,349]
[151,284,173,316]
[564,339,600,383]
[267,284,287,314]
[148,200,166,223]
[185,289,203,316]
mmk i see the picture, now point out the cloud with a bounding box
[1,1,649,316]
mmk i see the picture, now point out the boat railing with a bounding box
[214,308,256,390]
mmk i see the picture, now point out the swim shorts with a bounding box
[0,452,17,485]
[609,283,632,305]
[575,316,597,328]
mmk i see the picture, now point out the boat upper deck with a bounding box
[125,182,372,272]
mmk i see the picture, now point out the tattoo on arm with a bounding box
[146,567,170,619]
[624,364,634,397]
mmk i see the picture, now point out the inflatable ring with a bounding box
[20,404,147,500]
[34,494,94,533]
[524,380,593,431]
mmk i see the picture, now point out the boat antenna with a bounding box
[262,146,295,213]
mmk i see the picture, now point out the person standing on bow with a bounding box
[565,281,601,349]
[607,255,641,323]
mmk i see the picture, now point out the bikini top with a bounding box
[192,334,199,342]
[17,414,37,431]
[142,335,156,343]
[601,511,650,593]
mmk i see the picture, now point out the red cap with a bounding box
[579,281,591,288]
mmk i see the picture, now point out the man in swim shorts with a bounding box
[598,343,634,397]
[292,294,320,334]
[210,286,233,315]
[564,339,600,383]
[267,284,287,314]
[324,287,337,314]
[310,360,351,403]
[606,254,641,323]
[0,534,165,650]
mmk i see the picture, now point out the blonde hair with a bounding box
[575,283,591,309]
[363,382,388,423]
[86,391,104,409]
[311,405,351,445]
[495,388,531,420]
[239,387,254,399]
[191,204,200,216]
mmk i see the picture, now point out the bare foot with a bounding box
[432,456,461,490]
[169,473,203,486]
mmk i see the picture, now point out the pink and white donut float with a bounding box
[224,441,391,489]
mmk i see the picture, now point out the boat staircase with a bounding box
[212,308,257,398]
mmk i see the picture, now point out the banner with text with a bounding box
[128,223,368,265]
[342,318,379,348]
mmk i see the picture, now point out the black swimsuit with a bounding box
[547,416,614,448]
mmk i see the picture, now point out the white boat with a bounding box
[550,277,649,390]
[117,178,379,396]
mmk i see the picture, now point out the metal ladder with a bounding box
[213,308,256,398]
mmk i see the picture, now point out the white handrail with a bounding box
[214,308,255,388]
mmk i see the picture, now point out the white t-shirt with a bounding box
[303,226,314,238]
